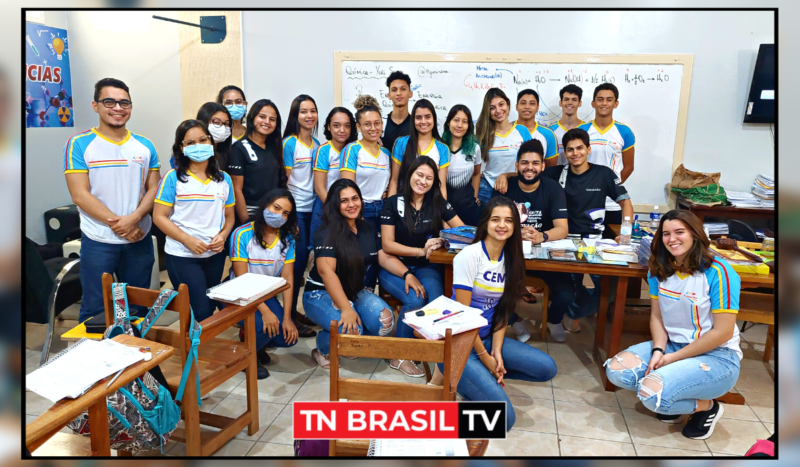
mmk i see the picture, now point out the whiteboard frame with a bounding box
[334,51,695,213]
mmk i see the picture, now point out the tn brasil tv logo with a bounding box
[293,401,506,440]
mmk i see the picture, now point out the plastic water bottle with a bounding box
[649,206,662,232]
[619,216,632,245]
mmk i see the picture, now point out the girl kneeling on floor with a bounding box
[606,209,742,440]
[303,178,410,368]
[229,189,300,379]
[431,196,558,431]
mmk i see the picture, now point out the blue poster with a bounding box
[25,22,73,128]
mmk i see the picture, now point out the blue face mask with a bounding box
[183,143,214,162]
[263,209,287,228]
[227,104,246,120]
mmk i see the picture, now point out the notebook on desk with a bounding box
[368,439,469,456]
[207,273,286,306]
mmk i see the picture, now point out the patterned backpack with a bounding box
[68,282,203,452]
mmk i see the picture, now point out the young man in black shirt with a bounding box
[543,128,633,329]
[492,139,574,342]
[381,71,413,152]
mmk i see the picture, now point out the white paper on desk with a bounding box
[26,339,145,403]
[207,273,285,303]
[540,239,578,251]
[402,296,487,339]
[369,439,469,456]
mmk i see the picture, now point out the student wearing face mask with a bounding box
[153,120,236,322]
[388,99,450,199]
[230,189,300,379]
[310,107,358,245]
[282,95,321,339]
[217,85,247,141]
[442,105,482,226]
[196,102,233,171]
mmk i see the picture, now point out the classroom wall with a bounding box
[241,10,774,200]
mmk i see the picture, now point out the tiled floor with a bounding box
[25,272,775,457]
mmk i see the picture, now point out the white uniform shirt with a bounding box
[452,241,507,339]
[447,145,482,190]
[482,124,532,188]
[549,120,585,165]
[391,136,451,169]
[578,120,635,212]
[340,141,391,203]
[312,142,343,192]
[230,221,295,277]
[283,135,320,212]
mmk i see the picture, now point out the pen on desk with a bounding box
[105,368,124,389]
[433,310,463,323]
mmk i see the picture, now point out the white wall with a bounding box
[25,11,183,243]
[242,10,774,200]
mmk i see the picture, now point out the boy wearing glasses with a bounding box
[63,78,161,328]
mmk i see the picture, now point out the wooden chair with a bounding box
[101,273,288,456]
[327,320,488,457]
[738,291,775,364]
[525,275,550,340]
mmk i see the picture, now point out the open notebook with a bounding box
[207,273,286,306]
[368,439,469,457]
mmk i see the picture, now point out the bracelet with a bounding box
[403,270,413,279]
[476,350,487,357]
[651,347,665,356]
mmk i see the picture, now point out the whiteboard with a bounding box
[335,52,694,211]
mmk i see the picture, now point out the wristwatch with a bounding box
[403,270,413,279]
[651,347,665,356]
[542,232,549,242]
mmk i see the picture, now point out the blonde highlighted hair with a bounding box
[353,94,382,123]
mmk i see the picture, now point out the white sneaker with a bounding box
[563,316,581,333]
[512,321,531,342]
[547,322,566,342]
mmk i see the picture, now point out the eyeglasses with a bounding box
[96,98,132,109]
[210,118,233,129]
[223,99,246,106]
[182,135,213,146]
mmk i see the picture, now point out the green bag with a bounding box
[671,183,728,206]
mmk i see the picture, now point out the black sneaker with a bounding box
[257,346,271,365]
[241,362,270,379]
[682,400,724,439]
[657,413,683,424]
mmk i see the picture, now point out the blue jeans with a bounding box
[240,297,297,352]
[566,274,619,320]
[165,252,226,322]
[78,234,155,323]
[309,197,325,248]
[292,210,313,320]
[362,200,383,289]
[606,340,740,415]
[478,177,493,206]
[378,264,444,339]
[439,336,557,431]
[302,288,393,354]
[509,270,576,325]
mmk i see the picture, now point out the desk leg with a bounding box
[444,264,454,293]
[593,276,612,360]
[244,313,260,436]
[88,400,111,456]
[599,277,629,392]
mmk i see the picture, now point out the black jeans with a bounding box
[165,252,226,322]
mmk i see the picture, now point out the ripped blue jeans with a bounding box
[302,288,394,355]
[605,340,740,415]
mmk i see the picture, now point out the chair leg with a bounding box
[540,287,549,341]
[763,324,774,363]
[40,258,81,367]
[740,321,748,332]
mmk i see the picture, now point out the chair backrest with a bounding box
[25,237,53,324]
[329,320,454,403]
[727,219,759,243]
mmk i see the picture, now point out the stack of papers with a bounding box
[368,439,469,456]
[726,190,764,208]
[704,222,729,235]
[207,273,286,306]
[751,173,774,206]
[540,239,578,251]
[402,296,488,340]
[26,338,145,402]
[441,226,477,244]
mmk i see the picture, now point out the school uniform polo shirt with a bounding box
[390,136,451,169]
[513,122,558,162]
[62,128,161,244]
[452,241,506,339]
[230,221,295,277]
[577,120,636,212]
[549,120,585,165]
[154,169,235,258]
[380,194,456,267]
[312,142,343,192]
[305,223,381,293]
[648,258,742,359]
[483,124,532,189]
[228,137,282,208]
[283,135,320,212]
[340,141,392,203]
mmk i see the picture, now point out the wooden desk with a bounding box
[429,249,774,392]
[26,335,174,456]
[677,198,774,224]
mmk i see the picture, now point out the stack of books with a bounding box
[751,173,774,208]
[441,226,477,250]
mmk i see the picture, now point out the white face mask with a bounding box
[209,123,232,143]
